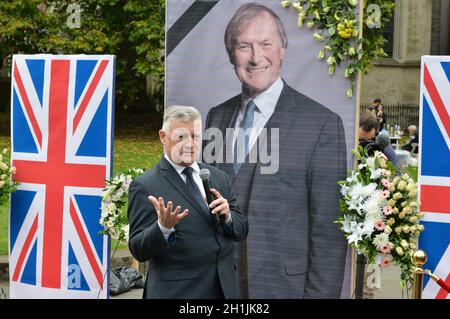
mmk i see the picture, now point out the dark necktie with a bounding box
[182,167,210,214]
[234,100,257,174]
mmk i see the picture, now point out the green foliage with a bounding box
[0,148,18,207]
[282,0,395,98]
[0,0,165,111]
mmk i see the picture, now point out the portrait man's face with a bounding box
[160,119,202,166]
[232,12,285,94]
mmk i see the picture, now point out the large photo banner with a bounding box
[418,55,450,299]
[167,0,357,298]
[9,54,115,299]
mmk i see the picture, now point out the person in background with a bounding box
[376,104,387,131]
[376,133,399,170]
[368,98,386,131]
[359,114,381,154]
[402,125,419,154]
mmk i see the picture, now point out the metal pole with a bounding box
[412,250,427,299]
[355,254,366,299]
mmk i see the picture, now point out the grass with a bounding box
[0,110,163,255]
[0,205,8,255]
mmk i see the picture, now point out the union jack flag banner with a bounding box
[418,56,450,299]
[9,55,115,298]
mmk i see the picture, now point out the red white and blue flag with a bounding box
[418,56,450,299]
[9,55,115,298]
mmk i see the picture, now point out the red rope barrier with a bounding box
[436,279,450,294]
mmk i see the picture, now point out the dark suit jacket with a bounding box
[204,81,347,298]
[127,157,248,299]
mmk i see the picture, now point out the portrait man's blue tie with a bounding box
[234,100,257,174]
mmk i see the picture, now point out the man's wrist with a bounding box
[158,220,175,240]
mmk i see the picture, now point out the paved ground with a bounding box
[0,250,409,299]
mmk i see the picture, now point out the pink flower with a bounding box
[381,179,391,188]
[380,243,392,254]
[383,205,393,216]
[381,190,390,199]
[374,220,385,231]
[381,257,392,268]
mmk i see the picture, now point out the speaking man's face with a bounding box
[232,12,285,95]
[160,119,202,166]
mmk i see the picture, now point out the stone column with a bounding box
[394,0,433,63]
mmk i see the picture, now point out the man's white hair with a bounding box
[408,125,417,132]
[162,105,201,132]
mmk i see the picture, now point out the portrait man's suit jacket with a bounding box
[127,157,248,299]
[204,81,348,298]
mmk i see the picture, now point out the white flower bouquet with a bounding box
[0,148,18,207]
[100,168,144,242]
[336,146,424,287]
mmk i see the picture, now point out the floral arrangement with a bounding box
[100,168,144,242]
[281,0,395,98]
[0,148,18,207]
[336,147,424,287]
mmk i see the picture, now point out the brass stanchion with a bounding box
[411,249,450,298]
[411,250,427,299]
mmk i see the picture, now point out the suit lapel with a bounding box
[255,81,297,152]
[159,157,213,226]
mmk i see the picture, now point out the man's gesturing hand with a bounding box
[148,196,189,229]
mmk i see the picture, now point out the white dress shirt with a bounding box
[232,77,284,154]
[158,154,231,240]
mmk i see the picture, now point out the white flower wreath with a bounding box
[100,168,144,242]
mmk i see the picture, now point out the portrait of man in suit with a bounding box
[127,106,248,299]
[203,3,348,298]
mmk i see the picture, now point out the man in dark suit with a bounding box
[128,106,248,299]
[203,3,347,298]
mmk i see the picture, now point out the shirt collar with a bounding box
[164,153,200,175]
[241,77,284,118]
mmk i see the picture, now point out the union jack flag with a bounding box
[418,56,450,299]
[9,55,115,298]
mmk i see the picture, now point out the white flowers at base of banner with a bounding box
[100,168,144,242]
[336,146,424,287]
[0,148,18,207]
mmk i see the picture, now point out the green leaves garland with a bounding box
[281,0,395,98]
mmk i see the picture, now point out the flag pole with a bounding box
[352,0,366,299]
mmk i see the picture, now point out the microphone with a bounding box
[199,168,222,224]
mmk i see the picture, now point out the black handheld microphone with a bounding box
[199,168,222,224]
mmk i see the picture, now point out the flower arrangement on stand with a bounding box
[0,148,18,207]
[100,168,144,243]
[336,146,424,288]
[281,0,395,98]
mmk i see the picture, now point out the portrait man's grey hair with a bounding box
[224,2,288,62]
